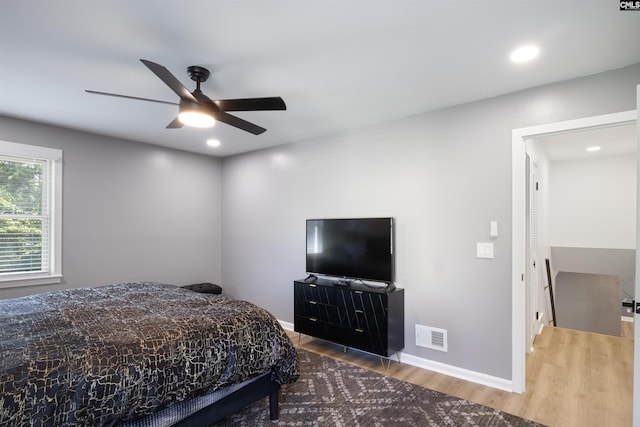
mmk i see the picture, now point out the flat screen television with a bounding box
[306,217,394,283]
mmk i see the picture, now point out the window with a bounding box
[0,141,62,288]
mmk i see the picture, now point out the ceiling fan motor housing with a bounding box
[187,66,210,83]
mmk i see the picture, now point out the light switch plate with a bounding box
[490,221,498,238]
[477,242,494,259]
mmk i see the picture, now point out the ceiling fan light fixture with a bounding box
[178,101,215,128]
[178,110,215,128]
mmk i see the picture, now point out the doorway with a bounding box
[527,124,636,338]
[511,109,637,393]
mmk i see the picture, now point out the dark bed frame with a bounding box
[169,374,280,426]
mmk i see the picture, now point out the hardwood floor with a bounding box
[287,322,634,427]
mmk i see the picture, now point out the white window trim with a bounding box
[0,140,63,288]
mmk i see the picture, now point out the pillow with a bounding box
[182,283,222,294]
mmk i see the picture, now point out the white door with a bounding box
[525,155,539,353]
[633,84,639,427]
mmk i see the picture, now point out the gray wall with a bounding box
[0,117,223,300]
[221,63,640,381]
[555,272,621,336]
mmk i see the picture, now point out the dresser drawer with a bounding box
[294,282,338,305]
[348,328,386,355]
[294,315,350,346]
[295,299,343,323]
[346,308,385,335]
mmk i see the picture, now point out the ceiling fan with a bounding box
[86,59,286,135]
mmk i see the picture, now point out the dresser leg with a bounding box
[379,357,391,371]
[379,353,400,372]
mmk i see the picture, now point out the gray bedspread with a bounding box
[0,282,299,426]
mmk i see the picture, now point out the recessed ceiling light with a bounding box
[586,146,601,152]
[206,139,221,147]
[510,45,540,63]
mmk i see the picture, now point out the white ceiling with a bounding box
[1,1,639,157]
[537,124,637,162]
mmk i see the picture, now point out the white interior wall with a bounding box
[549,154,636,249]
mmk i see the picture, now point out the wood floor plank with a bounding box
[287,323,634,427]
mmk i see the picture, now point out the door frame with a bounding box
[511,109,637,393]
[634,86,639,427]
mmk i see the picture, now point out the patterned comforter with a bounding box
[0,282,299,427]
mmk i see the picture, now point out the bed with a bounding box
[0,282,299,426]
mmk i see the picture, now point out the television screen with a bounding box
[306,217,394,283]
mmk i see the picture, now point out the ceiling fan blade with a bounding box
[212,110,267,135]
[166,117,183,129]
[214,97,286,112]
[140,59,198,103]
[202,98,267,134]
[85,90,179,106]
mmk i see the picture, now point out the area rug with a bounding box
[214,349,545,426]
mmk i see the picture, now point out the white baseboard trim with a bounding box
[278,319,513,393]
[279,320,294,331]
[399,353,513,392]
[621,316,634,323]
[536,312,545,336]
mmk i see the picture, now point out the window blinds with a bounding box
[0,156,51,274]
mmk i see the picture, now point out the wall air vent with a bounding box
[415,325,448,352]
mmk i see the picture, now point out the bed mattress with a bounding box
[0,282,298,426]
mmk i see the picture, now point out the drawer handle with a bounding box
[355,328,364,333]
[309,301,317,305]
[355,309,364,314]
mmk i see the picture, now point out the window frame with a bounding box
[0,140,62,288]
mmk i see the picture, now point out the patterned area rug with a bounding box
[214,349,545,427]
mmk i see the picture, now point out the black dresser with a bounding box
[293,278,404,357]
